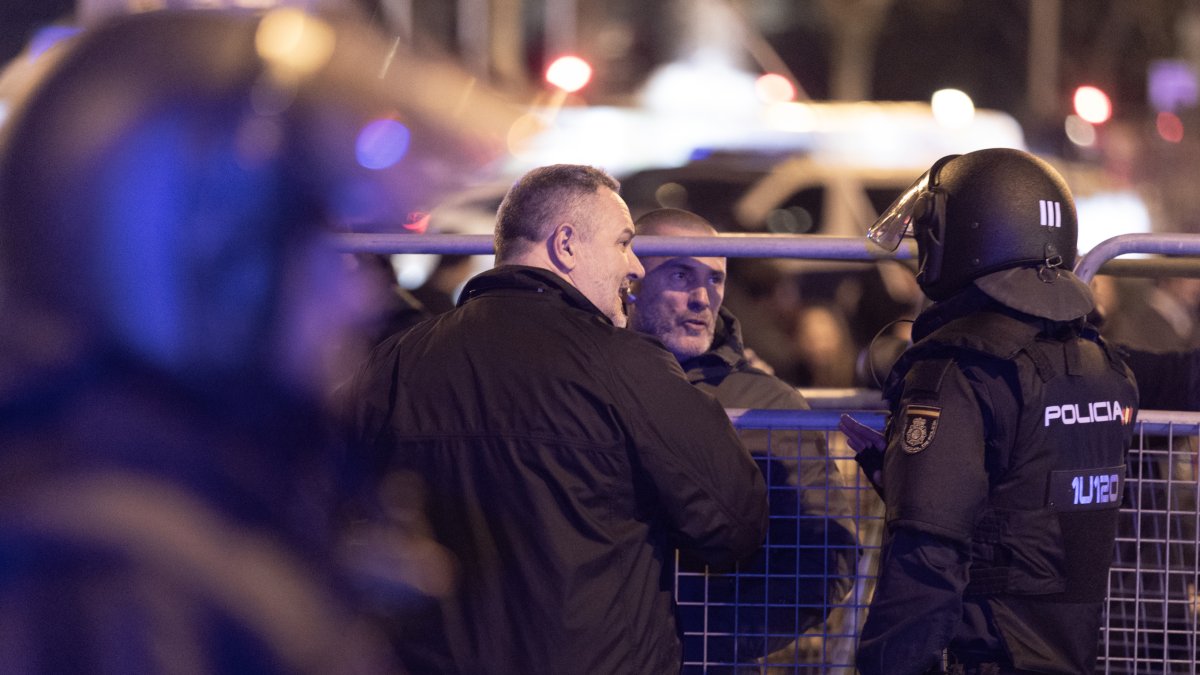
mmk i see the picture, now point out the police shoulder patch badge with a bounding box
[901,404,941,454]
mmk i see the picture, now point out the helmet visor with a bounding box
[867,170,932,252]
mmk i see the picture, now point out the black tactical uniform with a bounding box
[856,149,1140,675]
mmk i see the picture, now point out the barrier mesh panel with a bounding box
[678,410,1199,674]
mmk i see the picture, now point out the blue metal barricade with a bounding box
[335,232,1200,275]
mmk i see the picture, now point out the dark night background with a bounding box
[2,1,1189,117]
[4,1,1198,232]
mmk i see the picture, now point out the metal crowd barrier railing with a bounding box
[699,409,1200,675]
[335,231,1200,280]
[342,231,1200,673]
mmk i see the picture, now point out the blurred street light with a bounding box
[930,88,975,129]
[754,72,795,103]
[1065,114,1097,147]
[545,55,592,93]
[1074,85,1113,124]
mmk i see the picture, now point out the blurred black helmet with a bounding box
[0,8,517,395]
[869,147,1093,320]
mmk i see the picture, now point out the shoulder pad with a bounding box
[884,312,1040,399]
[884,356,955,403]
[906,358,954,397]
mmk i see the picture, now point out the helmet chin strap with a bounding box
[916,213,946,292]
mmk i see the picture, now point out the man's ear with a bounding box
[549,222,577,273]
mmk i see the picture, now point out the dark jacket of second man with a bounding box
[676,307,858,659]
[349,265,768,674]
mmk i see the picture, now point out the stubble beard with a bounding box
[632,307,710,360]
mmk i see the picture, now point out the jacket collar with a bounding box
[912,284,1074,343]
[458,264,611,323]
[679,306,748,381]
[912,285,1002,342]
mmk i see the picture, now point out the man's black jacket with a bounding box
[347,265,768,675]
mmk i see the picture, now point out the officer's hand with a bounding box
[838,414,885,500]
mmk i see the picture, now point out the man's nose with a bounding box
[628,253,645,280]
[687,286,711,310]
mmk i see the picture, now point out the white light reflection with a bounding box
[931,89,975,129]
[1065,115,1096,147]
[765,101,818,132]
[754,73,795,104]
[1076,191,1151,254]
[545,56,592,93]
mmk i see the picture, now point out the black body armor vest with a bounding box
[886,309,1139,672]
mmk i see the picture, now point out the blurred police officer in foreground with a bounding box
[0,4,516,673]
[840,148,1139,675]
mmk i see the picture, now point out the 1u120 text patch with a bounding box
[1047,465,1125,511]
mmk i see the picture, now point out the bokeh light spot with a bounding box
[931,89,975,129]
[654,182,688,209]
[545,56,593,93]
[403,211,430,233]
[767,207,814,234]
[754,73,795,103]
[1073,85,1112,124]
[256,8,336,78]
[506,112,547,157]
[1064,114,1097,147]
[1156,111,1184,143]
[356,118,411,170]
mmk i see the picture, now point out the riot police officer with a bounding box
[841,148,1139,675]
[0,7,517,673]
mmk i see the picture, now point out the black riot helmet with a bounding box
[0,8,518,400]
[868,147,1094,320]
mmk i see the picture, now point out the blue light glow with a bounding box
[29,25,81,60]
[355,118,411,170]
